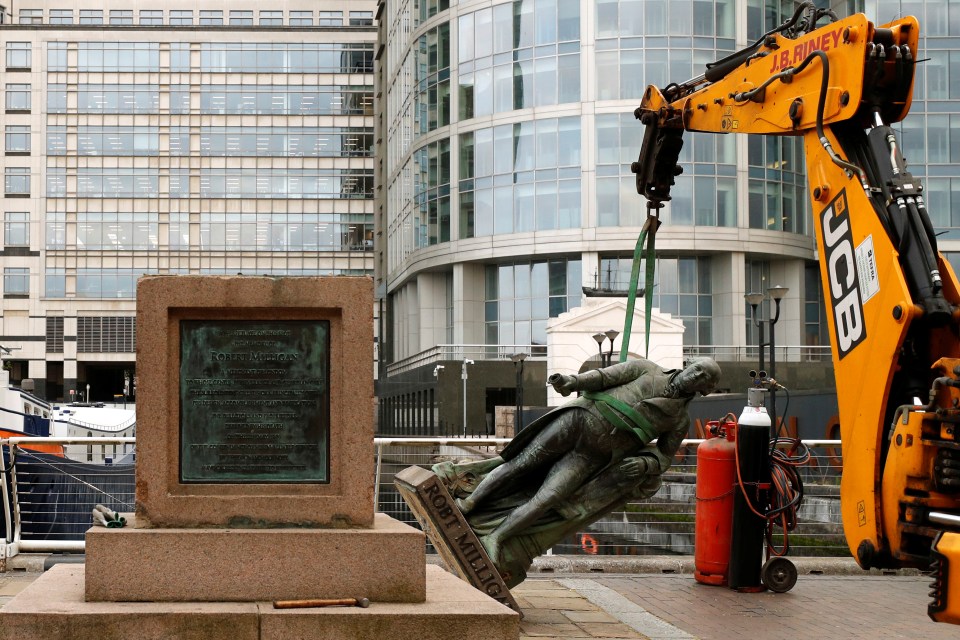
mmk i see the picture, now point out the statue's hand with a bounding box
[548,373,577,396]
[619,455,659,479]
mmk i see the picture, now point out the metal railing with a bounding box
[2,437,136,557]
[683,345,833,363]
[2,436,848,560]
[386,344,548,375]
[388,344,833,375]
[375,436,847,557]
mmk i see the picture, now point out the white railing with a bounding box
[386,344,548,375]
[683,345,833,363]
[2,437,136,557]
[2,436,848,559]
[387,344,833,375]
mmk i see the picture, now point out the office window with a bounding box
[290,11,313,26]
[5,167,29,195]
[110,10,133,25]
[79,9,103,24]
[260,11,282,26]
[4,212,28,246]
[318,11,343,26]
[47,42,66,70]
[6,42,29,69]
[49,9,73,24]
[5,84,29,111]
[139,10,162,25]
[4,268,28,296]
[47,84,66,112]
[18,9,41,24]
[229,10,253,26]
[349,11,374,26]
[5,126,29,154]
[200,10,222,26]
[45,269,65,297]
[170,43,190,72]
[170,10,193,26]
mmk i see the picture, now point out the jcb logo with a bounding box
[820,190,865,358]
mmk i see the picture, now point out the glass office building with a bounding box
[0,1,376,400]
[376,0,960,433]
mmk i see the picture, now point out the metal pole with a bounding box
[769,302,780,438]
[517,359,524,432]
[461,359,470,437]
[757,319,765,374]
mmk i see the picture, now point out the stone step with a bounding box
[0,564,519,640]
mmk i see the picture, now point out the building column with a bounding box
[416,271,449,350]
[453,262,485,346]
[710,252,747,349]
[27,360,46,399]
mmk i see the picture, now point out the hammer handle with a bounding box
[273,598,358,609]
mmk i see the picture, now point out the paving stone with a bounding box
[574,621,645,638]
[521,608,573,624]
[519,622,583,637]
[523,596,601,611]
[563,610,621,624]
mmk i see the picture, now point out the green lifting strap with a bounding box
[582,390,657,444]
[618,213,661,363]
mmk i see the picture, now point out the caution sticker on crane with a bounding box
[855,235,880,303]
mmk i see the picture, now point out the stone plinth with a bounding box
[135,275,374,529]
[0,565,518,640]
[85,513,425,603]
[394,466,520,613]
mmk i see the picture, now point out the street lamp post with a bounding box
[510,353,528,433]
[433,365,444,436]
[604,329,620,366]
[592,330,621,368]
[745,286,789,437]
[592,332,606,368]
[461,358,474,437]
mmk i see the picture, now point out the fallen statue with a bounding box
[428,356,720,587]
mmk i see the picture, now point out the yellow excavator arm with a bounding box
[634,3,960,624]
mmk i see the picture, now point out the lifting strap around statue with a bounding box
[582,390,657,444]
[618,211,661,363]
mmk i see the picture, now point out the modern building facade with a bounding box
[0,1,376,401]
[376,0,960,434]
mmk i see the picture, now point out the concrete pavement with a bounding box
[2,556,954,639]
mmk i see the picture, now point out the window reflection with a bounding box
[460,117,581,238]
[458,0,580,118]
[598,255,712,346]
[485,259,581,346]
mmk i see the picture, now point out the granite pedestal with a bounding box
[0,276,518,639]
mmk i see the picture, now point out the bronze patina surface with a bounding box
[179,319,330,483]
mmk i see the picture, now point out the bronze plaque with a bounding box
[179,319,330,483]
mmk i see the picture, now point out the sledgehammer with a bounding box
[273,597,370,609]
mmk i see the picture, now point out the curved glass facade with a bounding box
[457,0,581,119]
[459,116,581,237]
[381,0,960,364]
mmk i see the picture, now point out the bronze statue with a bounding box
[432,357,721,586]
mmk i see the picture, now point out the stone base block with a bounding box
[261,565,518,639]
[0,565,259,640]
[85,513,425,603]
[0,565,519,640]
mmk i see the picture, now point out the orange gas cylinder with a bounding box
[694,418,738,586]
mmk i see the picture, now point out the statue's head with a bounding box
[676,357,721,396]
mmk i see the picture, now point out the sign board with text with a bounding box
[179,319,330,483]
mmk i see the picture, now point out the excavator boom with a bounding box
[634,4,960,624]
